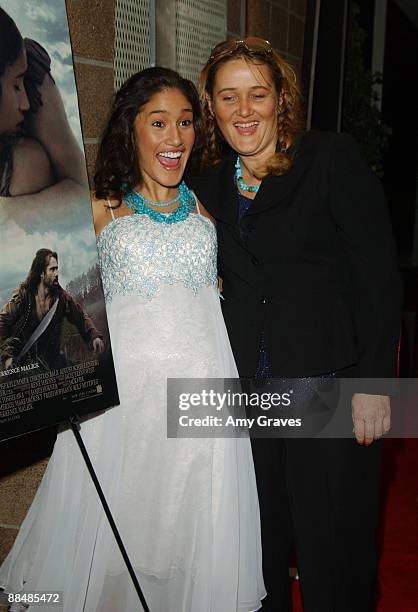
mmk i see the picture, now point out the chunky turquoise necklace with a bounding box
[124,181,195,224]
[234,156,260,193]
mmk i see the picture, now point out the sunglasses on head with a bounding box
[209,37,273,62]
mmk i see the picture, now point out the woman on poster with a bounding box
[0,6,87,220]
[0,67,266,612]
[191,37,403,611]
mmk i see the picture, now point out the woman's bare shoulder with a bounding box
[9,137,53,196]
[91,195,114,237]
[91,194,130,237]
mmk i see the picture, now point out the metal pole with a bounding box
[336,0,349,132]
[240,0,247,37]
[155,0,176,69]
[306,0,321,130]
[372,0,388,111]
[149,0,156,67]
[69,416,150,612]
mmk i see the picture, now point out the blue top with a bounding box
[237,191,254,224]
[237,191,273,382]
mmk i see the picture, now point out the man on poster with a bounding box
[0,248,104,371]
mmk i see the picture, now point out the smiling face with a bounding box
[208,57,279,163]
[133,87,195,193]
[0,49,29,133]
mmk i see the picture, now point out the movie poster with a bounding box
[0,0,119,441]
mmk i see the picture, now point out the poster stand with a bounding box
[68,415,150,612]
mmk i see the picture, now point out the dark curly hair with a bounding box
[0,6,24,99]
[94,67,202,201]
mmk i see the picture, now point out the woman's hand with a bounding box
[352,393,391,445]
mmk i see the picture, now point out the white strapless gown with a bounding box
[0,212,266,612]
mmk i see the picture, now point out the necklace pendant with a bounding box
[234,156,260,193]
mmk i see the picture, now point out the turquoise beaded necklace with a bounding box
[124,181,195,224]
[234,156,260,193]
[141,192,181,208]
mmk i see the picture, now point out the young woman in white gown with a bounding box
[0,67,266,611]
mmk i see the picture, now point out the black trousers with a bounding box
[252,438,382,612]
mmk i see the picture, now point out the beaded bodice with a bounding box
[97,213,217,303]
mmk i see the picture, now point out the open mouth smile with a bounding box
[234,121,259,135]
[157,150,184,170]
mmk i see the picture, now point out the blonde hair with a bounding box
[199,38,304,177]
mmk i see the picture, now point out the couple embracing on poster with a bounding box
[0,4,401,610]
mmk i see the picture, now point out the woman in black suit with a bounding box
[191,37,402,612]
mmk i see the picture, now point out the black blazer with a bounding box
[190,131,402,381]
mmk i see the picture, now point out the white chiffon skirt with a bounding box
[0,286,266,611]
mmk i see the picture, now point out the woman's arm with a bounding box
[328,133,402,380]
[328,133,403,444]
[8,137,53,196]
[26,74,88,187]
[0,179,87,227]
